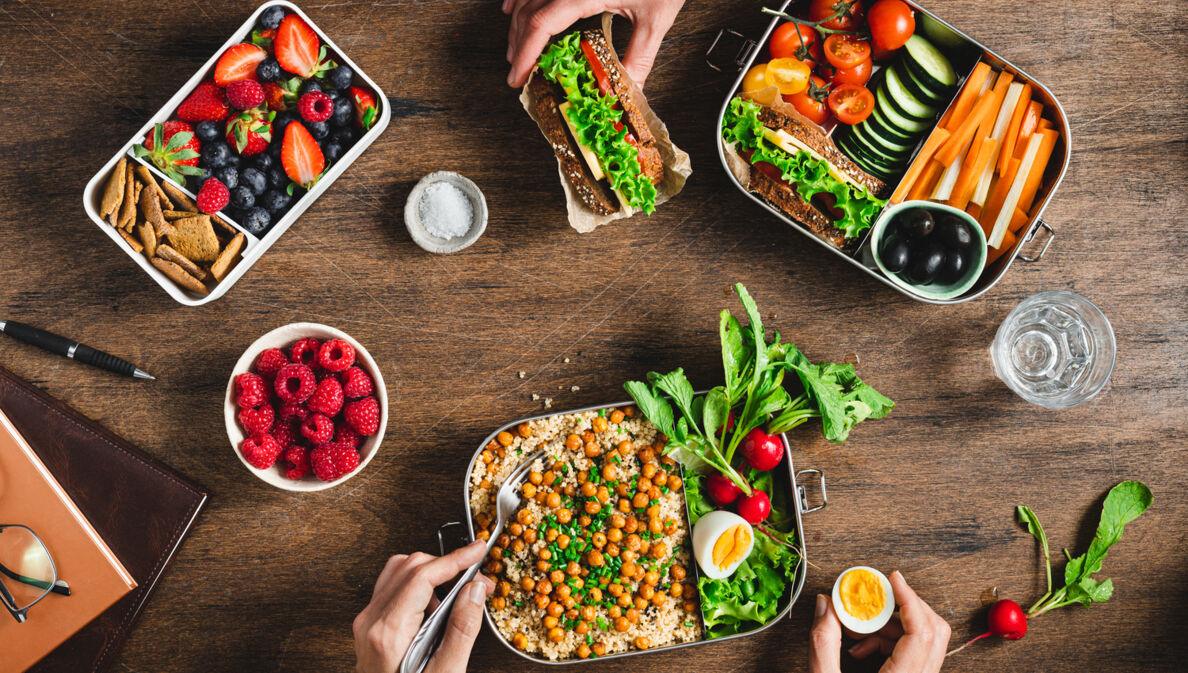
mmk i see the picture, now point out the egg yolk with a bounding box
[839,569,885,620]
[712,524,751,570]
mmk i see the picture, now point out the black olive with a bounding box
[897,208,934,239]
[880,238,911,273]
[905,243,945,284]
[940,249,968,283]
[937,215,974,249]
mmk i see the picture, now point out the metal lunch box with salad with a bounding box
[711,0,1070,304]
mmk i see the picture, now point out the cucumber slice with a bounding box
[837,134,899,181]
[896,61,952,108]
[843,125,908,168]
[883,66,938,120]
[868,106,916,144]
[875,88,933,133]
[852,119,915,157]
[903,34,957,89]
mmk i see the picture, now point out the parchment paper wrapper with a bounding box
[520,13,693,233]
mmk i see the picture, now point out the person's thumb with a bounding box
[620,18,668,86]
[809,594,843,673]
[422,580,491,673]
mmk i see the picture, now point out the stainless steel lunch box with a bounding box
[438,399,827,664]
[709,0,1069,305]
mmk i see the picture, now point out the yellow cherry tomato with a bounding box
[766,58,811,96]
[741,63,778,105]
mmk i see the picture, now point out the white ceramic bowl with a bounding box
[224,322,387,491]
[404,171,488,253]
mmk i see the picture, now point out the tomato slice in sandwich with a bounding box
[580,40,613,96]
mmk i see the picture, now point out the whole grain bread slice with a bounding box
[529,75,619,216]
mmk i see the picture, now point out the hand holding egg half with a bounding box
[831,566,895,634]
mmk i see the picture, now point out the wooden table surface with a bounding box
[1,0,1185,671]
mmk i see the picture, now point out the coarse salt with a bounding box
[418,181,473,240]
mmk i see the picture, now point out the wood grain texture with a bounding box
[0,1,1185,671]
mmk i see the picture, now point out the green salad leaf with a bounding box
[722,96,885,239]
[537,33,657,213]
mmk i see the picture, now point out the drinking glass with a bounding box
[991,291,1115,408]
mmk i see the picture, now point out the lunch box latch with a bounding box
[706,28,757,73]
[1019,218,1056,263]
[436,521,469,556]
[795,468,827,514]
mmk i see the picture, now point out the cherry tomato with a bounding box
[769,22,819,62]
[741,427,784,471]
[738,489,771,524]
[867,0,915,51]
[871,41,898,62]
[580,40,613,96]
[827,84,875,124]
[823,34,872,69]
[784,76,830,126]
[829,57,872,86]
[741,63,778,105]
[809,0,865,32]
[706,472,743,506]
[765,57,811,96]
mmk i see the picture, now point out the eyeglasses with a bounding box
[0,524,71,623]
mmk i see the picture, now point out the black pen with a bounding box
[0,320,155,380]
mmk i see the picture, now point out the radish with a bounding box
[741,427,783,471]
[706,472,743,505]
[947,599,1027,656]
[738,488,771,523]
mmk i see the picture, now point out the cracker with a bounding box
[161,180,199,213]
[117,163,138,229]
[165,215,220,263]
[134,165,171,206]
[162,209,194,220]
[209,232,245,282]
[118,227,143,253]
[100,157,127,219]
[137,221,158,258]
[156,244,208,280]
[151,257,209,295]
[210,212,238,237]
[139,185,170,236]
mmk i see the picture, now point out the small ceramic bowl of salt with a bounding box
[404,171,487,253]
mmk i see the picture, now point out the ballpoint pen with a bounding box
[0,320,155,380]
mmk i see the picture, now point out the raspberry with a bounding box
[283,445,311,480]
[241,433,282,469]
[272,421,297,451]
[341,366,374,398]
[308,377,344,416]
[317,339,356,372]
[235,372,268,408]
[301,412,335,444]
[196,177,230,213]
[290,337,321,367]
[255,347,290,378]
[298,91,334,123]
[226,79,265,109]
[237,403,275,435]
[310,443,360,481]
[344,396,381,435]
[335,423,362,449]
[274,363,316,402]
[277,400,310,422]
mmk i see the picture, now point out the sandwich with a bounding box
[721,95,888,251]
[528,30,664,216]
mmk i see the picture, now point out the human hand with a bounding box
[809,571,952,673]
[503,0,687,87]
[353,541,494,673]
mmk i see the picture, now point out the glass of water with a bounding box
[991,291,1115,408]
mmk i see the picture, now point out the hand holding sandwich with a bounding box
[504,0,686,87]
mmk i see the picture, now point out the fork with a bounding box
[400,448,547,673]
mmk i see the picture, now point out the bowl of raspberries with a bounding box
[226,322,386,491]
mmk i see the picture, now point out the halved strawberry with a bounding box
[177,81,230,123]
[275,14,333,78]
[135,121,203,185]
[225,109,275,156]
[263,77,302,111]
[350,86,378,130]
[281,121,326,189]
[214,43,267,86]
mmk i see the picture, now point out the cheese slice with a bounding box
[761,127,864,191]
[558,102,604,182]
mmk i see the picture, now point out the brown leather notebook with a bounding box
[0,366,208,673]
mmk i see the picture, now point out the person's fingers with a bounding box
[881,572,951,673]
[423,580,493,673]
[808,594,843,673]
[371,553,410,599]
[502,0,516,15]
[386,541,488,613]
[876,615,905,641]
[619,12,672,85]
[849,635,891,660]
[507,0,607,86]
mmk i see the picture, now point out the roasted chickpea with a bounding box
[652,591,667,607]
[572,577,585,590]
[481,450,494,464]
[639,447,656,464]
[683,584,696,599]
[475,512,491,529]
[511,539,526,553]
[605,542,620,557]
[576,620,590,635]
[661,456,676,468]
[517,510,534,526]
[620,561,637,578]
[592,532,607,548]
[484,560,502,574]
[566,561,581,576]
[601,463,616,481]
[641,463,657,480]
[534,593,550,609]
[649,519,664,536]
[547,600,564,617]
[522,483,538,499]
[544,614,560,629]
[565,434,582,450]
[652,439,666,452]
[556,584,572,600]
[518,422,533,437]
[491,596,506,610]
[588,587,603,602]
[579,515,592,527]
[620,549,636,564]
[479,479,493,489]
[624,516,639,534]
[617,593,633,610]
[592,417,609,433]
[549,569,565,584]
[543,470,557,485]
[524,528,538,544]
[577,470,589,484]
[513,633,529,650]
[633,596,648,610]
[584,442,602,458]
[632,492,649,509]
[564,484,577,497]
[575,482,593,498]
[615,483,630,497]
[610,409,625,424]
[652,543,668,560]
[545,528,559,543]
[634,636,650,650]
[617,498,631,513]
[498,580,512,597]
[557,534,571,549]
[536,560,550,573]
[537,579,553,595]
[623,406,636,418]
[624,533,642,552]
[584,500,601,515]
[548,627,564,643]
[497,431,514,447]
[477,529,490,541]
[608,604,622,619]
[639,584,655,600]
[592,642,607,656]
[557,508,572,524]
[614,616,630,632]
[669,583,683,597]
[626,607,640,624]
[671,564,687,581]
[643,571,660,586]
[577,644,591,659]
[637,476,653,492]
[664,519,678,535]
[608,582,624,598]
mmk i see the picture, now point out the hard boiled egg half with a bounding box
[692,511,754,580]
[831,566,895,634]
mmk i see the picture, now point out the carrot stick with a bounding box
[1019,129,1059,213]
[890,128,951,204]
[986,227,1017,265]
[1013,101,1043,158]
[980,156,1021,235]
[908,160,945,202]
[1008,206,1030,234]
[966,203,982,220]
[936,92,998,167]
[948,136,997,210]
[941,62,992,131]
[1037,118,1054,131]
[998,83,1032,174]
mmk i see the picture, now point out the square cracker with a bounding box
[165,216,220,263]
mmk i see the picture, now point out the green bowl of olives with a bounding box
[870,200,987,300]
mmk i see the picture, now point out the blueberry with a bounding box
[298,79,323,97]
[242,207,272,235]
[241,167,267,195]
[230,185,255,209]
[322,140,344,163]
[260,189,292,214]
[252,152,274,172]
[214,166,238,189]
[267,165,288,189]
[325,64,353,90]
[256,57,281,83]
[187,169,211,193]
[225,151,242,168]
[195,120,222,143]
[259,6,285,30]
[325,88,343,101]
[332,125,359,146]
[306,120,330,141]
[200,141,232,168]
[330,96,353,127]
[268,140,284,161]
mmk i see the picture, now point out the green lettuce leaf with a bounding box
[537,33,657,213]
[722,96,885,239]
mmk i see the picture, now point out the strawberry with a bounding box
[214,43,267,87]
[281,121,326,189]
[275,14,334,78]
[177,81,230,123]
[349,86,378,130]
[262,76,302,111]
[134,121,202,185]
[225,109,275,156]
[250,28,277,51]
